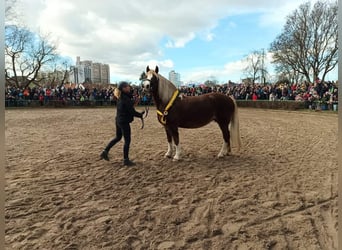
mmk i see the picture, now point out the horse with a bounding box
[142,66,241,161]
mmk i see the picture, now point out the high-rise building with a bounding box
[169,70,181,87]
[69,57,110,84]
[100,64,110,84]
[91,63,101,83]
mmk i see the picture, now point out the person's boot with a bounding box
[100,150,109,161]
[123,158,136,166]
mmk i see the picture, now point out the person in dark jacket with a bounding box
[100,81,144,166]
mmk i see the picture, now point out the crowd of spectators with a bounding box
[5,79,338,110]
[178,79,338,109]
[5,84,117,106]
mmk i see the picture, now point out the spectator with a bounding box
[5,79,338,110]
[39,93,44,106]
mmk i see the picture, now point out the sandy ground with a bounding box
[5,107,337,250]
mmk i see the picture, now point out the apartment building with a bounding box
[169,70,181,87]
[69,56,110,84]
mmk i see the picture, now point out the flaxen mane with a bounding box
[150,71,177,105]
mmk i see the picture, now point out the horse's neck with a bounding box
[152,92,163,110]
[154,75,177,109]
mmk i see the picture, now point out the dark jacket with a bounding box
[116,92,142,124]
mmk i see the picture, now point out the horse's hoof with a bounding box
[164,154,173,158]
[217,153,225,158]
[173,157,180,161]
[218,154,230,158]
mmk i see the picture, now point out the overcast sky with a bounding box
[16,0,337,84]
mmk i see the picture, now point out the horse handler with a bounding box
[100,81,145,166]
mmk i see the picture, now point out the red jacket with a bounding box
[252,93,258,101]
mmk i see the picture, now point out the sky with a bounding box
[14,0,337,84]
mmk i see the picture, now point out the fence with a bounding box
[236,100,338,111]
[5,99,338,111]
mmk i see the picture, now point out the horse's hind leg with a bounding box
[165,127,173,158]
[170,126,181,161]
[218,121,231,157]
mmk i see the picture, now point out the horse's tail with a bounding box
[229,96,242,152]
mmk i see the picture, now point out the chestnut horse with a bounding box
[142,66,241,160]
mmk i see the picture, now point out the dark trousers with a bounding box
[105,121,131,159]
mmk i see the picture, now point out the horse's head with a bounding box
[142,65,159,94]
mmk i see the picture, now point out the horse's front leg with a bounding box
[164,127,173,158]
[171,126,181,161]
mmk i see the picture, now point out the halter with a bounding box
[156,89,179,125]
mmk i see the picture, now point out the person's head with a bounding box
[118,81,131,93]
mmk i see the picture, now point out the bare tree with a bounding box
[270,1,338,83]
[59,60,72,87]
[5,25,30,87]
[243,50,267,84]
[204,77,218,87]
[5,25,58,88]
[274,63,302,83]
[42,57,73,87]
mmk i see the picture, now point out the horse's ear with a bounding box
[146,66,150,72]
[155,66,159,74]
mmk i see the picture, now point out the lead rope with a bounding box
[140,95,150,129]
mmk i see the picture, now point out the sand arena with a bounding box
[5,108,337,249]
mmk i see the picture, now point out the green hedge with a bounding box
[236,100,306,110]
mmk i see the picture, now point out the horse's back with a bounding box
[182,92,234,109]
[172,92,235,128]
[206,92,236,118]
